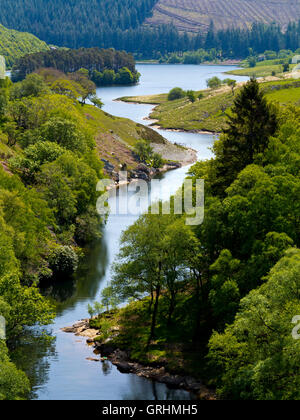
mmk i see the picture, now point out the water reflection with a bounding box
[9,328,57,400]
[41,238,109,316]
[121,376,194,401]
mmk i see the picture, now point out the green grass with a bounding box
[266,86,300,105]
[150,90,234,132]
[118,93,168,105]
[226,59,296,77]
[120,78,300,132]
[81,104,167,171]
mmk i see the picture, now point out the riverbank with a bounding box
[119,73,300,132]
[62,312,216,400]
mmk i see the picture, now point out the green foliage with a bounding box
[134,140,153,162]
[223,78,236,94]
[10,141,65,182]
[0,24,48,68]
[168,87,185,101]
[186,90,196,103]
[208,249,300,400]
[49,245,79,276]
[206,77,222,89]
[211,78,278,195]
[0,342,30,400]
[112,83,300,400]
[247,56,257,68]
[39,117,88,153]
[11,48,138,83]
[282,62,290,72]
[109,213,199,342]
[10,74,49,99]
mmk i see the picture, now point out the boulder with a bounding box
[115,361,133,374]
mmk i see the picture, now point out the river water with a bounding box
[12,64,247,400]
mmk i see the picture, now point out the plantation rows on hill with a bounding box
[146,0,300,32]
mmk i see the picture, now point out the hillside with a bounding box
[0,0,157,48]
[146,0,300,32]
[1,1,300,58]
[0,24,49,68]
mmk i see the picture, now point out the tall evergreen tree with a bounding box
[212,78,278,195]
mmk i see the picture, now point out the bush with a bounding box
[206,77,222,89]
[186,90,196,103]
[168,87,185,101]
[151,152,164,168]
[49,245,79,276]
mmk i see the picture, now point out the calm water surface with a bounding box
[12,64,247,400]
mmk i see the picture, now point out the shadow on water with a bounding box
[9,328,57,400]
[40,236,109,316]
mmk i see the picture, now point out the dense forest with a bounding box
[1,0,300,58]
[11,48,139,84]
[0,0,157,48]
[91,79,300,400]
[0,24,48,68]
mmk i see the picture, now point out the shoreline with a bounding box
[62,319,216,400]
[115,99,220,135]
[136,60,242,67]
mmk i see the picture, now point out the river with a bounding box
[11,64,248,400]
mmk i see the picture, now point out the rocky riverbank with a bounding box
[62,320,216,400]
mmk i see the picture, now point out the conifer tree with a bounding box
[212,78,278,195]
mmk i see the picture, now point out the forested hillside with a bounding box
[0,24,49,67]
[1,1,300,58]
[146,0,300,32]
[0,68,170,399]
[0,0,157,48]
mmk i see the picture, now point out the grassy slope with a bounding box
[84,106,168,171]
[145,0,300,32]
[0,24,49,68]
[120,77,300,132]
[226,59,297,77]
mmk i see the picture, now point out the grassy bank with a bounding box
[120,76,300,132]
[226,58,297,77]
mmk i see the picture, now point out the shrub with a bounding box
[49,245,79,276]
[186,90,196,102]
[206,77,222,89]
[168,87,185,101]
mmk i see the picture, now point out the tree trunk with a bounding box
[193,274,203,343]
[148,288,154,314]
[148,284,160,347]
[167,291,176,326]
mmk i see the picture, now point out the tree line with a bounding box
[11,48,139,83]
